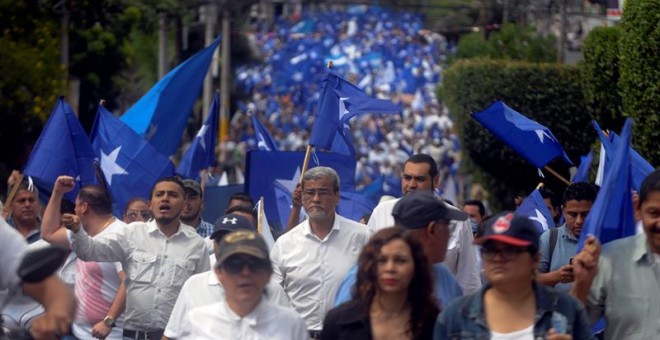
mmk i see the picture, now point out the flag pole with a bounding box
[2,172,24,218]
[257,197,264,234]
[543,166,571,186]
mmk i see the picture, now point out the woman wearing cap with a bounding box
[321,227,439,340]
[434,212,592,340]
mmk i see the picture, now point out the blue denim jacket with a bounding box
[434,282,593,340]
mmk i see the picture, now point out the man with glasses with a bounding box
[270,166,369,339]
[335,190,466,308]
[179,230,307,339]
[163,213,289,339]
[537,182,598,292]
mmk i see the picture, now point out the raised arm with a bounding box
[65,214,129,263]
[41,176,76,248]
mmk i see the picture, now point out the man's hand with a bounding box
[7,169,21,187]
[53,176,76,195]
[547,328,572,340]
[92,321,112,339]
[555,264,575,284]
[570,235,600,303]
[30,308,73,340]
[24,275,76,340]
[62,213,81,233]
[292,183,302,209]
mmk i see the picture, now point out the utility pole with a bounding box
[158,13,168,80]
[202,4,217,119]
[219,6,231,140]
[558,0,567,63]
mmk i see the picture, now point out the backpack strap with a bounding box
[549,227,558,265]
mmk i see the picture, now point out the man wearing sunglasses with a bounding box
[178,230,307,339]
[163,213,289,339]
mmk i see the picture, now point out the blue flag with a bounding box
[330,124,356,157]
[251,114,279,151]
[572,151,594,183]
[593,121,654,192]
[472,101,573,168]
[91,106,175,217]
[337,191,377,222]
[176,92,220,180]
[309,71,400,150]
[120,37,221,156]
[246,150,356,229]
[515,189,555,233]
[23,97,97,201]
[577,118,636,251]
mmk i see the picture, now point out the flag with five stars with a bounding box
[91,105,175,217]
[472,101,573,168]
[23,97,97,201]
[177,92,220,180]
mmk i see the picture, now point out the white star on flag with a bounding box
[257,133,271,151]
[100,146,128,186]
[338,97,350,121]
[529,209,549,231]
[196,123,209,149]
[534,129,555,143]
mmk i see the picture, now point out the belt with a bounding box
[309,329,322,339]
[122,329,164,340]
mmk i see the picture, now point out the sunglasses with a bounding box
[221,257,269,275]
[480,246,529,261]
[126,210,152,221]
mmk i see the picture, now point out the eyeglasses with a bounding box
[480,246,529,261]
[302,189,334,199]
[126,210,152,221]
[221,257,269,275]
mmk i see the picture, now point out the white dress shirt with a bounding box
[70,219,210,331]
[367,197,481,294]
[164,270,291,338]
[179,299,308,340]
[271,213,369,331]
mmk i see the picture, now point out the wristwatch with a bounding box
[103,316,116,327]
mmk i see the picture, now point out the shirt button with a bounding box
[161,272,165,276]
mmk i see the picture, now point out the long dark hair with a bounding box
[354,227,439,338]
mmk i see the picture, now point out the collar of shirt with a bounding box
[558,224,579,242]
[633,233,654,264]
[206,270,220,286]
[302,213,342,241]
[146,219,198,239]
[220,296,265,327]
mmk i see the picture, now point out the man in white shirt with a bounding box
[179,230,307,340]
[163,213,289,339]
[271,166,369,338]
[65,176,211,339]
[0,217,76,339]
[40,176,126,339]
[367,153,481,294]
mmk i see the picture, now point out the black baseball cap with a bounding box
[211,213,255,241]
[474,212,539,249]
[392,191,468,229]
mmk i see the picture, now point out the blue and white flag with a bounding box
[472,101,573,168]
[91,106,175,217]
[176,92,220,180]
[515,189,555,233]
[571,151,594,183]
[251,113,279,151]
[121,37,221,156]
[578,118,636,251]
[23,97,97,201]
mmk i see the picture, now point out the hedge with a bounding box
[580,26,624,131]
[440,59,593,210]
[619,0,660,166]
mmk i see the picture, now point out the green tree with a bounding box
[580,26,624,132]
[619,0,660,166]
[0,0,65,190]
[451,23,557,63]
